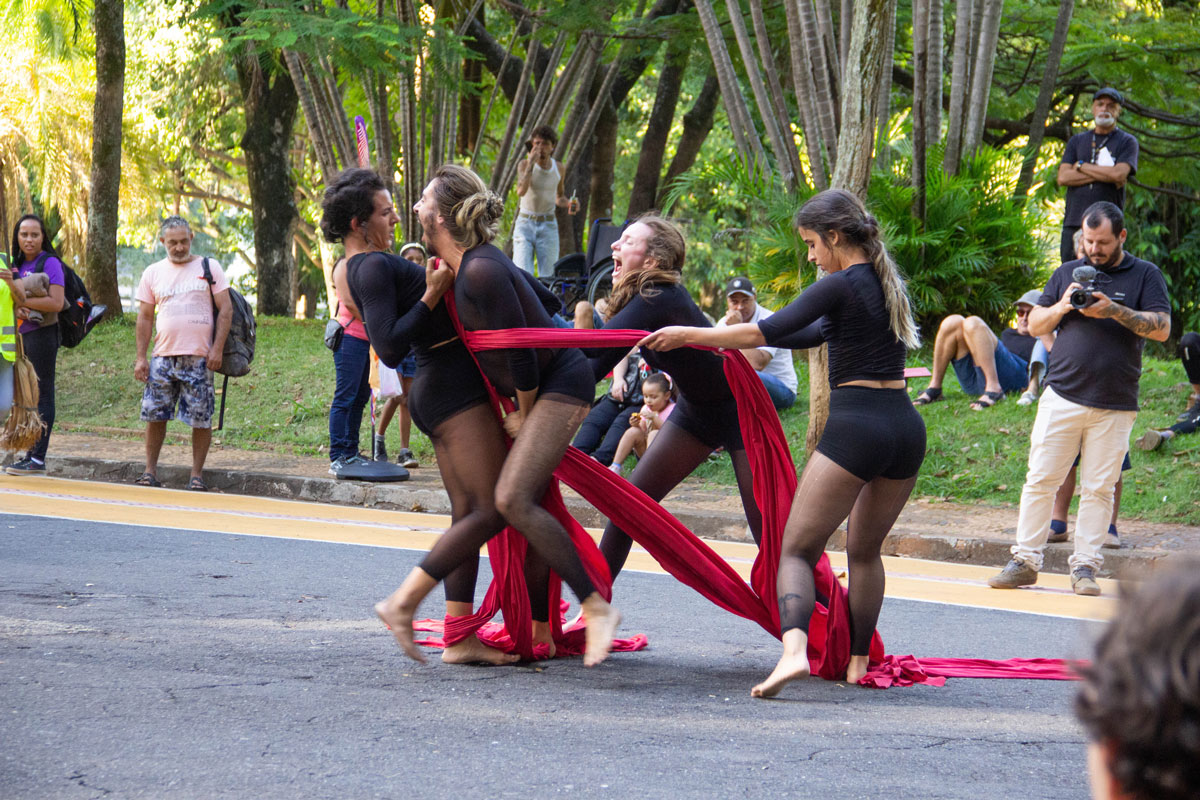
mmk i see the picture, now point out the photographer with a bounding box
[989,201,1170,596]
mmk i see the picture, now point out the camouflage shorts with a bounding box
[141,355,214,428]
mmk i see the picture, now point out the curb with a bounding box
[48,455,1168,579]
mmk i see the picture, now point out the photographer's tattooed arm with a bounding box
[1098,304,1171,342]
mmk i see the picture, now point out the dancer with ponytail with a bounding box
[642,190,925,695]
[411,164,621,667]
[324,168,518,666]
[586,215,764,581]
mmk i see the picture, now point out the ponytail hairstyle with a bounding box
[793,189,920,349]
[606,213,687,316]
[430,164,504,251]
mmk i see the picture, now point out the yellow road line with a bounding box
[1,475,1115,621]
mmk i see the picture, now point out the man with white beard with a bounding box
[1056,88,1139,264]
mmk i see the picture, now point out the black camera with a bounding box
[1069,265,1098,310]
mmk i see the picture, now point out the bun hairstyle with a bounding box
[430,164,503,251]
[606,213,687,316]
[320,168,386,244]
[793,189,920,350]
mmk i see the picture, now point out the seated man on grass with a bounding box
[914,289,1054,410]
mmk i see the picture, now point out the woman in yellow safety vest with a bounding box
[1,260,26,420]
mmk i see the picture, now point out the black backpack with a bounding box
[200,257,255,378]
[34,253,94,348]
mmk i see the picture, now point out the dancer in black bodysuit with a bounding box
[585,215,764,581]
[321,168,519,665]
[643,190,926,696]
[413,164,621,668]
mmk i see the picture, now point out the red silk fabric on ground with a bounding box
[426,313,1077,686]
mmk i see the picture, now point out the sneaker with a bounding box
[1016,390,1038,406]
[1102,527,1121,550]
[372,435,388,462]
[988,559,1038,589]
[1177,396,1200,423]
[6,457,46,475]
[1071,566,1102,596]
[396,447,418,469]
[328,457,346,476]
[1046,519,1068,544]
[1135,429,1164,451]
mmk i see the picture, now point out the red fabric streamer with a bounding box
[426,317,1076,687]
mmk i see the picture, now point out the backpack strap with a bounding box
[201,257,218,343]
[32,252,49,274]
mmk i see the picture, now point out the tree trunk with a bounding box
[943,0,974,173]
[83,0,124,321]
[926,0,943,143]
[235,54,300,316]
[588,102,620,224]
[628,41,688,217]
[912,0,928,221]
[723,0,795,184]
[874,4,896,166]
[661,72,720,195]
[694,0,764,166]
[1013,0,1074,199]
[962,0,1003,157]
[750,0,806,186]
[490,28,541,192]
[783,0,828,188]
[795,0,839,168]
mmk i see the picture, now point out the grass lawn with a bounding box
[57,315,1200,524]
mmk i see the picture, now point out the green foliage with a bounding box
[871,145,1052,335]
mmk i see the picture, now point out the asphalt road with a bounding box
[1,511,1102,800]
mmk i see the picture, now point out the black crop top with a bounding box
[454,243,565,397]
[586,282,734,407]
[757,263,907,387]
[345,251,457,368]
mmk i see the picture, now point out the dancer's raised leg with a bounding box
[496,394,621,665]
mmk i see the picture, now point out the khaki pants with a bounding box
[1012,387,1136,571]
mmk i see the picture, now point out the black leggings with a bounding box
[22,325,59,462]
[1180,331,1200,386]
[778,387,925,656]
[598,416,763,580]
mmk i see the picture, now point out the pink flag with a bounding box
[354,116,369,168]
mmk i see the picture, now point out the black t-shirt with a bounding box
[757,263,907,387]
[1038,254,1170,411]
[587,282,734,407]
[1061,128,1139,226]
[999,327,1035,364]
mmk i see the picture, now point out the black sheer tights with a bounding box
[598,421,764,579]
[494,394,597,604]
[776,451,917,655]
[418,403,508,602]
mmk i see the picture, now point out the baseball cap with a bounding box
[1015,289,1042,307]
[1094,87,1124,105]
[726,277,756,297]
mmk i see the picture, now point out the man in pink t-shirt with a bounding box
[133,216,232,490]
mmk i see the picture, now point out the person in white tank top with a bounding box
[514,125,578,278]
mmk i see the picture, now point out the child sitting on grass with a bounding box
[608,373,675,474]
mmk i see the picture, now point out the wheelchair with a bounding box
[541,216,628,316]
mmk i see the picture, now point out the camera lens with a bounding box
[1070,288,1090,309]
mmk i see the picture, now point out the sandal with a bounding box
[134,472,161,487]
[913,387,943,406]
[970,390,1005,410]
[187,476,209,492]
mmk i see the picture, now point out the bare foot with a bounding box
[581,593,621,667]
[845,654,870,685]
[374,597,425,663]
[532,620,557,659]
[751,652,811,698]
[442,635,520,665]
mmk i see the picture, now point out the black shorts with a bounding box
[816,386,926,481]
[409,342,490,436]
[537,348,596,405]
[664,395,745,452]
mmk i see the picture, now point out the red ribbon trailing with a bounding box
[414,314,1079,686]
